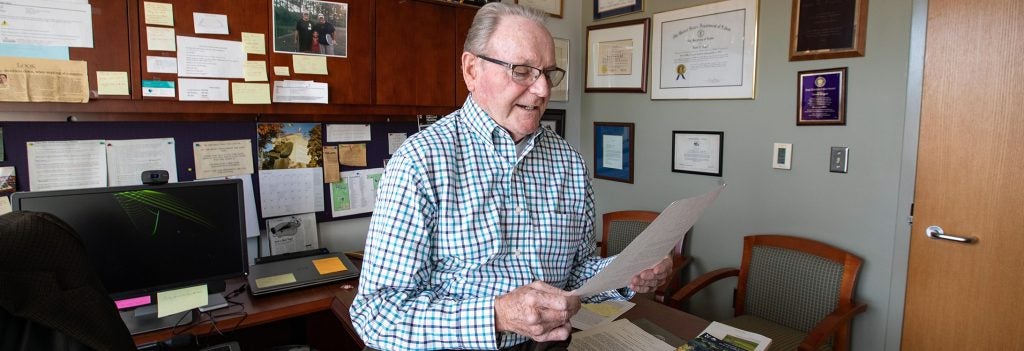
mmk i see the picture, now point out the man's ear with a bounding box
[461,52,478,92]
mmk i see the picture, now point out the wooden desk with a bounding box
[622,298,710,340]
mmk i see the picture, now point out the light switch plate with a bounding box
[830,146,849,173]
[772,143,792,169]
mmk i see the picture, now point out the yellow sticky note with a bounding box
[144,1,174,26]
[241,32,266,55]
[243,61,268,82]
[146,26,176,51]
[273,66,290,76]
[231,82,270,104]
[312,257,348,275]
[293,55,328,75]
[96,71,129,95]
[582,303,621,317]
[156,284,207,318]
[255,273,297,289]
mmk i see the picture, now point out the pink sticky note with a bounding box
[114,295,152,309]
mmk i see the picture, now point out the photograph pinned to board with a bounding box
[585,18,649,93]
[266,213,319,256]
[272,0,348,57]
[257,122,324,170]
[650,0,758,99]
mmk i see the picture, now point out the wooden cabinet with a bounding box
[76,0,136,100]
[374,0,457,107]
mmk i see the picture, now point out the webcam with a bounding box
[141,170,170,185]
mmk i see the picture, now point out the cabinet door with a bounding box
[454,6,475,105]
[74,0,135,100]
[375,0,456,107]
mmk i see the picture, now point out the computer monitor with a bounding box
[11,179,248,334]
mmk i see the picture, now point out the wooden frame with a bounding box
[540,108,565,137]
[516,0,563,18]
[593,122,635,183]
[593,0,643,20]
[585,18,649,93]
[551,37,570,102]
[797,67,848,125]
[789,0,868,61]
[672,131,723,177]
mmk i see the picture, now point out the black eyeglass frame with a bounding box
[476,54,566,88]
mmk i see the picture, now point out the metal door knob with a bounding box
[925,225,977,244]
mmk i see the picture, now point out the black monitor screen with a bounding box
[11,180,248,300]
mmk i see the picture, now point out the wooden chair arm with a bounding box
[665,267,739,309]
[798,301,868,351]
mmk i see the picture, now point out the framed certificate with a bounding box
[672,131,723,177]
[797,67,847,125]
[650,0,758,100]
[594,122,634,183]
[789,0,868,61]
[585,18,649,93]
[551,37,570,101]
[516,0,563,18]
[594,0,643,20]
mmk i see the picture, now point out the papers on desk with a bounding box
[573,185,725,297]
[569,319,674,351]
[571,300,635,331]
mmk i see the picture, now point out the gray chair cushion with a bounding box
[607,220,651,256]
[744,246,844,333]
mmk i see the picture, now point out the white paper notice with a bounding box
[26,140,107,191]
[272,80,328,104]
[106,138,178,186]
[146,56,178,73]
[193,12,229,35]
[570,300,635,331]
[146,26,176,51]
[0,1,94,48]
[388,133,407,155]
[258,168,325,218]
[193,139,254,179]
[602,135,623,170]
[330,168,384,218]
[176,36,245,78]
[326,124,371,142]
[178,78,229,101]
[569,319,674,351]
[573,185,725,297]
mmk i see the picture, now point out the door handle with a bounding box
[925,225,977,244]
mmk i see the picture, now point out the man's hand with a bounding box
[495,281,581,342]
[629,256,673,293]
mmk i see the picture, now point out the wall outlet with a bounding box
[830,147,849,173]
[773,143,792,170]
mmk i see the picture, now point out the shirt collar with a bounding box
[462,95,545,148]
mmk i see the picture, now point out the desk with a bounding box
[134,278,708,350]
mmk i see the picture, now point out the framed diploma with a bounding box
[789,0,868,61]
[551,37,570,101]
[516,0,563,18]
[594,0,643,20]
[650,0,758,100]
[797,67,847,125]
[585,18,649,93]
[594,122,635,183]
[672,131,723,177]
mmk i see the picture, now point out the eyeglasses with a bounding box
[476,54,566,88]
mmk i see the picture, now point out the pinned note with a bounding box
[146,26,176,51]
[242,32,266,55]
[243,61,268,82]
[156,284,207,318]
[292,55,328,75]
[312,257,347,275]
[144,1,174,26]
[231,82,271,104]
[96,71,129,95]
[273,66,290,76]
[339,144,367,167]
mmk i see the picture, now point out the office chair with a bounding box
[666,234,867,351]
[601,210,690,302]
[0,211,137,351]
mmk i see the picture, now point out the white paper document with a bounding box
[330,168,383,218]
[570,300,635,331]
[26,140,107,191]
[0,1,94,48]
[178,78,229,101]
[146,56,178,73]
[193,12,229,35]
[326,124,371,142]
[258,168,325,218]
[602,135,623,170]
[193,139,254,179]
[176,36,245,78]
[105,138,178,186]
[569,319,674,351]
[272,80,328,104]
[574,185,724,297]
[388,133,407,155]
[267,213,319,255]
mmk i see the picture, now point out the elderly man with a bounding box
[351,3,673,350]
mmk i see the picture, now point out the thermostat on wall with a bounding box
[773,143,792,170]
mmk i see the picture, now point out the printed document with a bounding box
[569,319,674,351]
[176,36,244,78]
[26,140,107,191]
[273,80,328,104]
[0,57,88,103]
[105,138,178,186]
[573,185,724,297]
[0,1,94,48]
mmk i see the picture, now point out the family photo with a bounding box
[272,0,348,57]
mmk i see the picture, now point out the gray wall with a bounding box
[580,1,915,350]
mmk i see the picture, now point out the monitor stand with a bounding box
[121,304,194,335]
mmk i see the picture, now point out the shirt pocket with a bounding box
[530,212,588,285]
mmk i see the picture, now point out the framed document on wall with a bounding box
[594,0,643,20]
[650,0,758,100]
[797,67,847,125]
[585,18,649,93]
[672,131,723,177]
[594,122,634,183]
[789,0,868,61]
[516,0,563,18]
[551,37,570,101]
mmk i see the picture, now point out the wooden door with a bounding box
[902,0,1024,349]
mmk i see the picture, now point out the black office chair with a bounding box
[0,211,137,351]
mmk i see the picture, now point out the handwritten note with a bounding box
[143,1,174,26]
[243,61,268,82]
[292,55,328,75]
[242,32,266,55]
[146,26,176,51]
[156,284,207,318]
[231,82,270,104]
[96,71,129,96]
[273,66,290,76]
